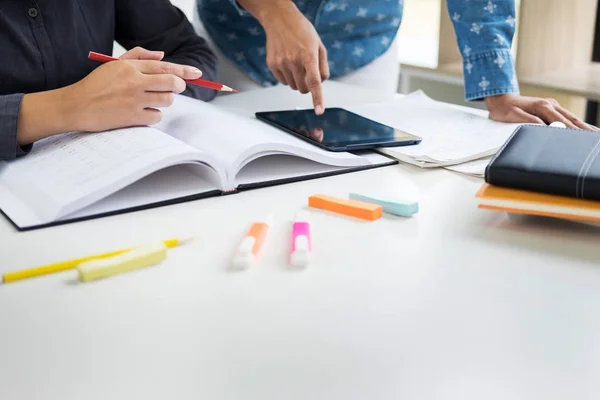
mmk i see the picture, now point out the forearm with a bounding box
[16,88,73,147]
[447,0,519,100]
[1,90,72,161]
[0,94,27,160]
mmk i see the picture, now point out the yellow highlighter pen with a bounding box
[1,237,192,284]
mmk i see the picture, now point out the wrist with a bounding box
[17,87,76,146]
[484,94,513,109]
[237,0,299,25]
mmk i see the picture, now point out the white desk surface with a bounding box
[2,82,600,400]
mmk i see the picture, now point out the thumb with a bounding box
[121,46,164,61]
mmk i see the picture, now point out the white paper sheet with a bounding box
[444,157,491,177]
[346,91,522,167]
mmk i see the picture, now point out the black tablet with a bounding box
[255,108,421,152]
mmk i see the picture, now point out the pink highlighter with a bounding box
[290,212,311,268]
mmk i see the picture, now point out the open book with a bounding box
[0,95,395,230]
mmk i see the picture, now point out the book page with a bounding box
[0,127,214,223]
[346,91,524,166]
[235,152,394,186]
[64,164,221,222]
[154,95,371,183]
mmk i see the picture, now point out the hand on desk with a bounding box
[17,47,203,146]
[485,94,599,130]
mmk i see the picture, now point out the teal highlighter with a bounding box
[348,192,419,217]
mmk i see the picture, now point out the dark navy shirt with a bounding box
[0,0,218,161]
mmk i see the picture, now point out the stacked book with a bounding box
[476,124,600,223]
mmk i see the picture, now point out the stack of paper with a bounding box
[346,91,522,177]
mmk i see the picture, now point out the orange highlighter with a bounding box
[231,216,271,269]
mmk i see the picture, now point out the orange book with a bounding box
[476,183,600,223]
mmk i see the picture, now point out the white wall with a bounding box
[170,0,195,20]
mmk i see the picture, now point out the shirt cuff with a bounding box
[0,93,32,161]
[462,49,520,101]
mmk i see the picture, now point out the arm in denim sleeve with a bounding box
[446,0,520,101]
[0,94,32,161]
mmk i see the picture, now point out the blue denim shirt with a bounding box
[197,0,519,101]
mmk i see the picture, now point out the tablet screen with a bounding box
[257,108,420,148]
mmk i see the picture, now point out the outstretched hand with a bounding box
[484,94,599,130]
[261,3,329,115]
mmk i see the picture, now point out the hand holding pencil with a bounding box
[15,46,238,152]
[64,53,192,131]
[55,47,237,133]
[89,49,238,92]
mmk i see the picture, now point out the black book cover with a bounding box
[485,124,600,200]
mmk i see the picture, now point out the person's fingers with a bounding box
[134,108,163,126]
[303,53,324,115]
[121,46,164,61]
[271,68,288,86]
[309,81,324,115]
[510,107,545,124]
[490,106,544,124]
[582,121,600,131]
[143,74,186,94]
[318,45,330,81]
[534,103,577,129]
[129,60,202,80]
[292,63,309,94]
[143,92,176,108]
[554,105,598,130]
[281,67,298,90]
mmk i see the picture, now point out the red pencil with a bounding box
[88,51,238,92]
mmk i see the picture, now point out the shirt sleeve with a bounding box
[0,93,32,161]
[446,0,520,101]
[115,0,220,102]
